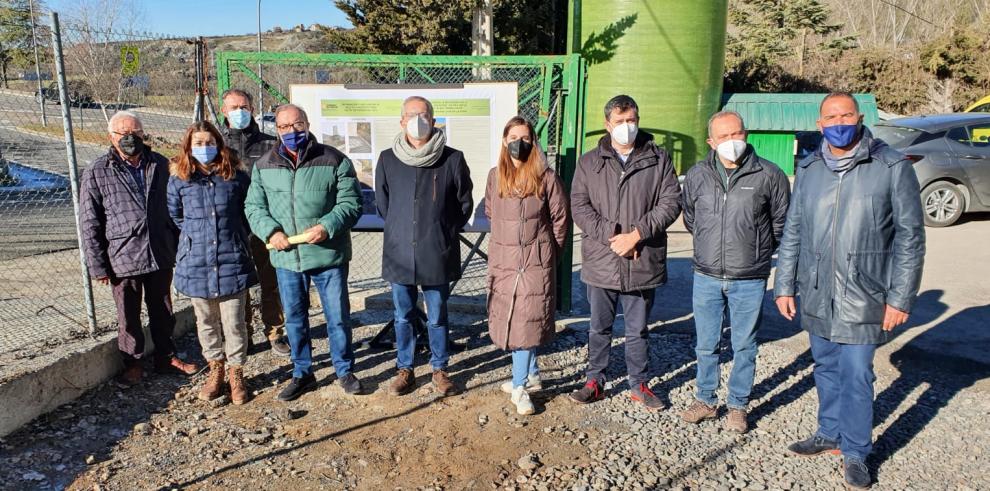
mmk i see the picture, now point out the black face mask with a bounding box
[118,133,144,157]
[508,139,533,161]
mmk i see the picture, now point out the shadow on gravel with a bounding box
[871,293,990,475]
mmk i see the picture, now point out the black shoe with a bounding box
[787,434,840,457]
[269,337,291,357]
[277,374,316,402]
[338,373,363,395]
[569,379,604,405]
[843,458,872,490]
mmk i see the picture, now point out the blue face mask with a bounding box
[281,130,308,152]
[822,124,860,148]
[191,145,218,165]
[227,109,252,130]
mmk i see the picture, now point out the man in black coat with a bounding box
[218,88,290,357]
[774,93,925,490]
[375,95,473,398]
[80,111,199,385]
[569,95,682,411]
[679,111,790,433]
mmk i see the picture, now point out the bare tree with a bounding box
[59,0,144,123]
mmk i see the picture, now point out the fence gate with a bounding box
[215,52,586,312]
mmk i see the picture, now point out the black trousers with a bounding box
[585,285,656,386]
[111,267,176,361]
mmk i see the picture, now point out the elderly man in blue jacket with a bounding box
[774,92,925,490]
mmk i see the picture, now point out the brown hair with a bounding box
[497,116,544,199]
[170,120,242,181]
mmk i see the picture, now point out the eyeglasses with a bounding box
[112,130,144,137]
[276,121,308,132]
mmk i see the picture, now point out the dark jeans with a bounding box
[585,285,656,386]
[245,234,285,339]
[809,333,878,460]
[275,264,354,379]
[111,267,176,361]
[391,283,450,371]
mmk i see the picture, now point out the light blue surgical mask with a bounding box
[227,109,252,130]
[191,145,218,165]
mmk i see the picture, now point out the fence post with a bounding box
[29,0,47,127]
[51,12,98,335]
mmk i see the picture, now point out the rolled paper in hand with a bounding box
[265,232,312,250]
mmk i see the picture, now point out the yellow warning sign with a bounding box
[120,46,139,76]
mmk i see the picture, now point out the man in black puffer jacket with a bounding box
[679,111,790,434]
[219,88,289,357]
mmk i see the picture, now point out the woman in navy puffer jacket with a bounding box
[168,120,257,405]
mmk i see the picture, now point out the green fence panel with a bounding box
[748,131,796,175]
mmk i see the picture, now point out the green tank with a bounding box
[572,0,728,172]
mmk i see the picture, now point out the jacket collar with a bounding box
[222,118,262,140]
[801,127,890,169]
[702,144,763,174]
[276,132,318,167]
[593,130,659,173]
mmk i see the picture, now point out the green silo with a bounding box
[571,0,728,172]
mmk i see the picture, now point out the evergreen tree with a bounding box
[0,0,45,88]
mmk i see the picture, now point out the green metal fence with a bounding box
[214,52,586,311]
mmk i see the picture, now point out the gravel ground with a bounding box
[1,300,986,490]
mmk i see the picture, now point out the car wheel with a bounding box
[921,181,965,227]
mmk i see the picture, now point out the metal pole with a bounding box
[51,12,97,334]
[257,0,263,122]
[193,37,203,121]
[29,0,47,126]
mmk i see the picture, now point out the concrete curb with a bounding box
[0,305,197,438]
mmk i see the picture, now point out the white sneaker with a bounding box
[500,374,543,394]
[511,386,535,415]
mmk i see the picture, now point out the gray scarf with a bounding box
[392,128,446,168]
[821,138,862,174]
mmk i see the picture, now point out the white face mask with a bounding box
[405,114,433,140]
[610,122,638,146]
[716,139,748,163]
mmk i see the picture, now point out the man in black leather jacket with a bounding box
[774,92,925,490]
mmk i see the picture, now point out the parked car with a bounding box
[34,81,93,106]
[873,113,990,227]
[965,94,990,113]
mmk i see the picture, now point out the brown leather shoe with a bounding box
[154,355,200,376]
[389,368,417,396]
[117,361,143,386]
[198,360,226,401]
[726,408,748,434]
[432,370,458,396]
[228,365,249,405]
[680,400,718,424]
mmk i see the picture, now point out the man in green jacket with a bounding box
[245,104,363,401]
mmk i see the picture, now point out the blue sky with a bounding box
[45,0,352,37]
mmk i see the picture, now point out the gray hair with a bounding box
[604,94,639,120]
[273,103,308,122]
[221,88,254,108]
[107,110,142,133]
[707,110,746,137]
[402,96,434,119]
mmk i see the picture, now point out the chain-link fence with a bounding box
[215,51,585,307]
[0,12,197,358]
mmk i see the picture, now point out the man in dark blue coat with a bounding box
[774,93,925,490]
[80,111,199,385]
[375,95,473,397]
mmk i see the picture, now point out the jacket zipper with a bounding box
[503,198,527,349]
[619,168,629,291]
[290,161,301,268]
[829,172,845,309]
[433,171,438,202]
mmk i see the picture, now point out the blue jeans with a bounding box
[275,265,354,379]
[809,333,877,460]
[392,283,450,370]
[692,272,766,409]
[511,349,540,388]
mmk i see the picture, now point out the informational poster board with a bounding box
[290,83,519,231]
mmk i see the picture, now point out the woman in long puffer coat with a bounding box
[485,116,570,415]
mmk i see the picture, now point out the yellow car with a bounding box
[966,94,990,113]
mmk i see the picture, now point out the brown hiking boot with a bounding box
[228,365,249,405]
[154,355,200,376]
[198,360,225,401]
[389,368,417,396]
[726,408,748,433]
[680,400,718,424]
[117,360,143,386]
[432,370,458,396]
